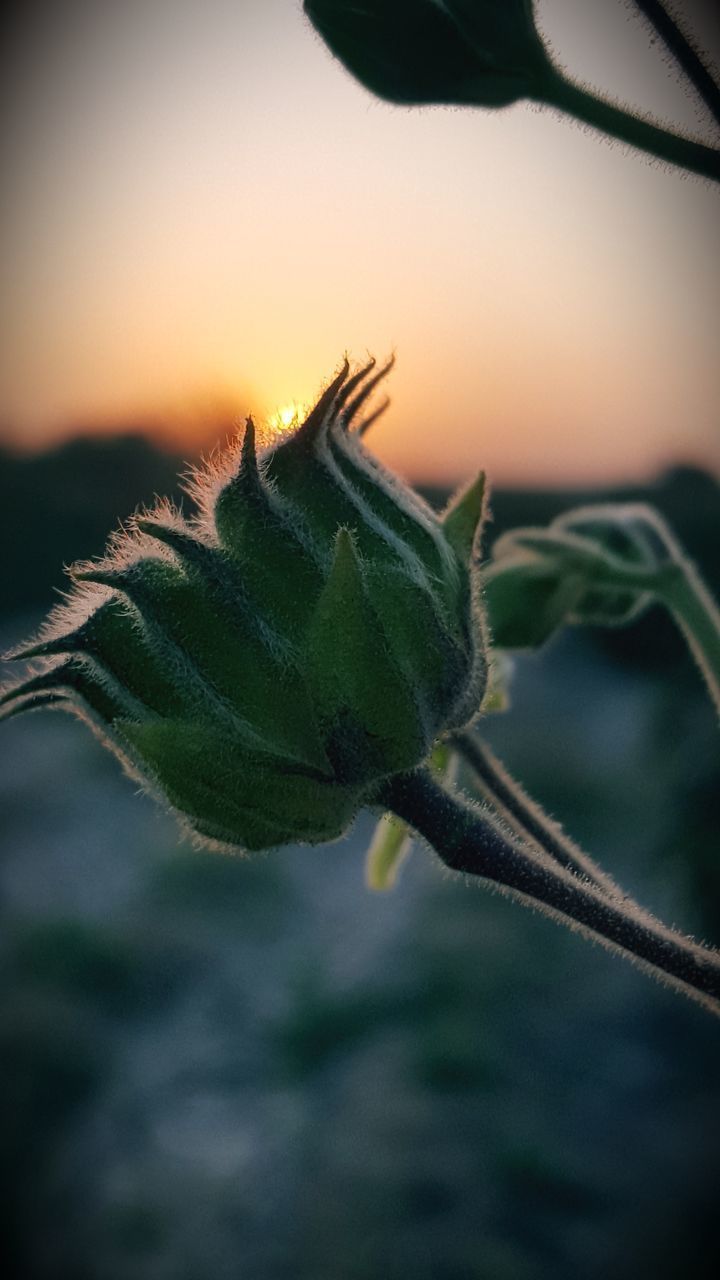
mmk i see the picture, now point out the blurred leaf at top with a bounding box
[303,0,549,107]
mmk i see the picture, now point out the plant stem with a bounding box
[536,65,720,183]
[450,731,623,900]
[633,0,720,128]
[379,767,720,1015]
[659,561,720,719]
[513,517,720,720]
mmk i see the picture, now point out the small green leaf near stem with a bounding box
[365,812,412,890]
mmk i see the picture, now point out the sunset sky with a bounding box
[1,0,718,485]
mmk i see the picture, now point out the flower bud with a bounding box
[304,0,549,107]
[2,359,488,853]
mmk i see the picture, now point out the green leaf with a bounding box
[303,0,548,107]
[483,558,585,650]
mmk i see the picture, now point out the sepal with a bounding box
[442,471,487,564]
[117,719,359,851]
[304,529,424,777]
[4,357,490,855]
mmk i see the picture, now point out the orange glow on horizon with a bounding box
[0,1,718,487]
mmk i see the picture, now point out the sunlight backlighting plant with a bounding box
[1,359,487,852]
[3,359,720,1015]
[3,0,720,1021]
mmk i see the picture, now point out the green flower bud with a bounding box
[304,0,549,107]
[2,359,488,853]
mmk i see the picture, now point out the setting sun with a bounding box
[0,0,717,486]
[266,402,310,440]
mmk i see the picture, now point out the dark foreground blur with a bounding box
[1,440,719,1280]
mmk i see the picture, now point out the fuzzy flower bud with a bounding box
[2,359,488,853]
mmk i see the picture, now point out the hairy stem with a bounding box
[536,65,720,182]
[633,0,720,128]
[379,768,720,1016]
[658,561,720,720]
[450,731,624,900]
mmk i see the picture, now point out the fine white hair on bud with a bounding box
[2,358,489,853]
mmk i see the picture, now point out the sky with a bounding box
[1,0,718,486]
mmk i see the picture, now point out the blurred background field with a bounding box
[1,439,719,1280]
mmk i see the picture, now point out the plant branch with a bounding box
[658,561,720,719]
[592,521,720,721]
[450,731,624,900]
[502,513,720,720]
[633,0,720,128]
[379,767,720,1016]
[536,65,720,182]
